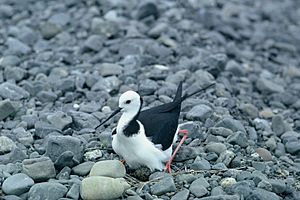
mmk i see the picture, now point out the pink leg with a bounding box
[164,129,189,173]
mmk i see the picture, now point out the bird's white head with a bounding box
[119,90,142,113]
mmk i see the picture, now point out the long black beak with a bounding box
[95,107,122,129]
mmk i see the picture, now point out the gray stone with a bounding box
[0,82,29,100]
[281,131,299,144]
[56,166,71,180]
[190,157,211,170]
[215,117,246,133]
[4,67,26,81]
[22,157,56,181]
[150,177,176,195]
[0,4,13,18]
[186,104,213,122]
[47,111,73,131]
[83,35,104,52]
[175,146,203,161]
[179,122,201,139]
[0,136,15,154]
[6,37,31,55]
[256,78,284,94]
[69,111,100,129]
[265,137,277,151]
[91,18,119,38]
[225,59,246,76]
[248,188,280,200]
[96,63,123,77]
[208,127,233,137]
[258,180,273,191]
[0,55,20,67]
[37,91,58,102]
[89,160,125,178]
[45,135,83,162]
[80,176,130,200]
[126,196,143,200]
[199,195,240,200]
[255,148,272,161]
[54,151,79,170]
[211,186,226,196]
[226,131,248,148]
[175,173,197,184]
[28,182,68,200]
[239,103,259,118]
[1,195,22,200]
[34,121,61,138]
[189,183,208,197]
[40,22,61,39]
[137,2,159,20]
[205,142,227,155]
[285,141,300,155]
[220,177,236,188]
[72,161,95,176]
[138,79,158,95]
[212,163,227,170]
[0,146,27,165]
[271,115,286,136]
[49,13,70,27]
[229,180,253,198]
[66,183,80,199]
[0,99,16,119]
[171,188,189,200]
[216,150,235,166]
[2,173,34,195]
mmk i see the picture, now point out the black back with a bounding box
[138,82,183,150]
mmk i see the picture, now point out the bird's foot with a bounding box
[120,159,126,164]
[163,129,189,173]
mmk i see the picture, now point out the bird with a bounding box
[97,81,215,172]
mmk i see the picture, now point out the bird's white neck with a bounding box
[117,107,140,134]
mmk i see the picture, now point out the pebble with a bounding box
[226,131,249,148]
[216,150,235,166]
[34,121,61,138]
[40,22,61,39]
[4,66,27,82]
[285,141,300,155]
[80,176,130,200]
[208,127,233,137]
[170,188,189,200]
[215,117,246,133]
[150,177,176,196]
[46,111,73,131]
[256,78,284,94]
[271,115,287,136]
[0,136,16,154]
[239,103,259,118]
[89,160,126,178]
[268,179,286,194]
[66,183,80,199]
[190,157,211,170]
[248,188,280,200]
[96,63,123,77]
[22,157,56,181]
[255,148,273,161]
[72,161,95,176]
[0,82,30,100]
[189,184,208,197]
[2,173,34,195]
[186,104,213,122]
[137,2,159,20]
[6,37,31,55]
[220,177,236,188]
[28,182,68,200]
[205,142,227,155]
[83,35,104,52]
[69,111,100,129]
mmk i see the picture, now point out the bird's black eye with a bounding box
[125,100,131,104]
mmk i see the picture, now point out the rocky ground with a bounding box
[0,0,300,199]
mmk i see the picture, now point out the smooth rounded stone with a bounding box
[280,131,299,144]
[220,177,236,188]
[1,195,22,200]
[271,115,287,136]
[150,177,176,196]
[54,151,79,170]
[22,157,56,181]
[34,121,61,139]
[239,103,259,118]
[89,160,126,178]
[255,148,272,161]
[36,91,58,103]
[6,37,31,55]
[0,55,20,67]
[72,161,95,176]
[80,176,130,200]
[136,2,159,20]
[208,127,233,137]
[226,131,248,148]
[205,142,227,155]
[216,150,235,166]
[91,18,119,38]
[40,22,61,39]
[28,182,68,200]
[49,12,70,27]
[171,188,189,200]
[190,157,211,170]
[186,104,213,122]
[0,4,13,18]
[45,135,83,162]
[0,82,29,100]
[259,108,275,119]
[199,195,240,200]
[0,136,16,154]
[285,141,300,155]
[4,66,26,82]
[225,59,246,76]
[258,180,273,191]
[174,146,203,161]
[211,186,226,196]
[189,183,208,198]
[83,35,104,52]
[265,137,277,151]
[2,173,34,195]
[148,22,168,37]
[96,63,123,77]
[215,117,246,133]
[256,78,284,94]
[69,111,100,129]
[47,111,73,131]
[126,196,143,200]
[138,79,158,95]
[247,188,280,200]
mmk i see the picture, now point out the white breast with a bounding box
[112,121,173,171]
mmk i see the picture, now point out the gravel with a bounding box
[0,0,299,199]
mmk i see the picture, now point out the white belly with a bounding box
[112,121,176,171]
